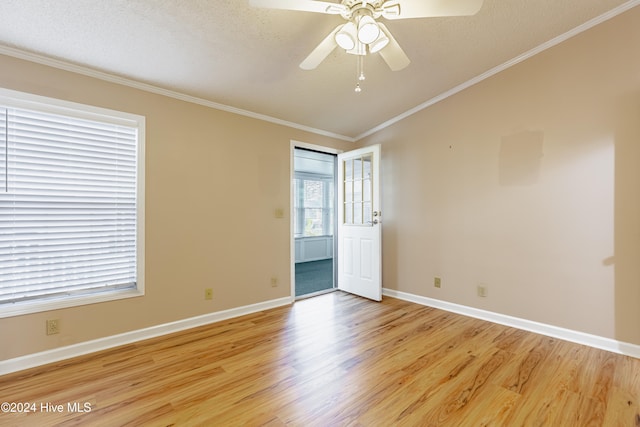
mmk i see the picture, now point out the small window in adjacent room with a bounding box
[294,177,334,237]
[294,148,336,239]
[0,88,145,318]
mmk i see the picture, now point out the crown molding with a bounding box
[355,0,640,141]
[0,45,356,143]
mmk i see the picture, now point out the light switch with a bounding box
[275,208,284,219]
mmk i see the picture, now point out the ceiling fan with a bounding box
[250,0,484,74]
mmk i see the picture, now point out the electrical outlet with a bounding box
[477,285,488,298]
[270,277,278,287]
[204,288,213,300]
[46,319,60,335]
[274,208,284,219]
[434,277,441,288]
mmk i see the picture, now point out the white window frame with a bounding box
[294,172,334,238]
[0,88,145,318]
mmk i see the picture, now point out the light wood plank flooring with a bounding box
[1,292,639,426]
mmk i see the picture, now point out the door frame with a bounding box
[290,140,342,300]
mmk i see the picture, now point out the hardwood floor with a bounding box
[1,292,639,426]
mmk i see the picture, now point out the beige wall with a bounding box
[359,7,640,345]
[0,55,352,361]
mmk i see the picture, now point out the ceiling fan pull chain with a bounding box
[358,55,366,81]
[355,55,365,93]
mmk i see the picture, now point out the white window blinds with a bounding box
[0,103,140,309]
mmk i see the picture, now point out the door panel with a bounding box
[361,239,373,279]
[337,145,381,301]
[344,238,354,276]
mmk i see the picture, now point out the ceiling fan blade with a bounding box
[377,23,410,71]
[299,25,341,70]
[383,0,483,19]
[250,0,347,15]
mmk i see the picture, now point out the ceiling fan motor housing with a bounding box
[339,0,397,20]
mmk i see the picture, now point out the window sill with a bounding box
[0,287,145,319]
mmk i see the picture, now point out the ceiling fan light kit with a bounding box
[347,40,367,56]
[335,22,357,50]
[250,0,484,91]
[356,14,380,44]
[369,29,389,53]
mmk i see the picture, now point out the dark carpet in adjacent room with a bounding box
[295,259,334,297]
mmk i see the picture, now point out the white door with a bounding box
[337,144,382,301]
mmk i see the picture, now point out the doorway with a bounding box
[293,146,337,299]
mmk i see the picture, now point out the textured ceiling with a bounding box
[0,0,636,140]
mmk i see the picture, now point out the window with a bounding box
[342,154,373,225]
[0,88,145,318]
[294,176,334,237]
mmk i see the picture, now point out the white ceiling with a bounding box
[0,0,636,141]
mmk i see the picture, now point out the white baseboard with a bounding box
[383,288,640,359]
[0,297,292,376]
[4,290,638,376]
